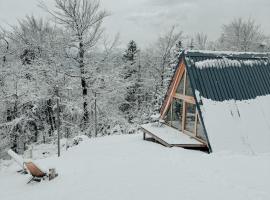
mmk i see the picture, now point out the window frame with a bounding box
[165,69,205,143]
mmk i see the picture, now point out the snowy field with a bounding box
[1,133,270,200]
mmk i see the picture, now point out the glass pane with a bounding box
[164,105,172,125]
[171,98,183,130]
[185,74,193,96]
[176,73,185,94]
[184,103,196,133]
[196,116,206,141]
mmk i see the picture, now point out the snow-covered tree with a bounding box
[147,26,184,112]
[120,40,143,124]
[41,0,108,129]
[218,18,266,52]
[194,32,208,50]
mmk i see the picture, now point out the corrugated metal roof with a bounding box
[185,51,270,101]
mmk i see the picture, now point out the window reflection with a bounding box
[164,105,172,125]
[171,98,183,130]
[185,75,193,96]
[184,103,196,133]
[176,74,185,94]
[196,116,206,140]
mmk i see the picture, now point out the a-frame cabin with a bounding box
[142,50,270,153]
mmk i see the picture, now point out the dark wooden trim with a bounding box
[160,60,185,119]
[172,143,206,148]
[194,110,198,137]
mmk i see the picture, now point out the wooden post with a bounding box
[30,145,33,159]
[94,92,97,137]
[194,110,198,137]
[56,86,60,157]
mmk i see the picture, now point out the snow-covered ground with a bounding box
[0,133,270,200]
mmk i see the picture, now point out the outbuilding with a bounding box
[141,50,270,153]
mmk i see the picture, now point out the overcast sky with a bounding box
[0,0,270,47]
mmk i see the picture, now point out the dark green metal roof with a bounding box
[184,50,270,101]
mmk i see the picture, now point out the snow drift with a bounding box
[200,95,270,154]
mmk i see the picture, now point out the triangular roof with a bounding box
[160,50,270,153]
[185,50,270,101]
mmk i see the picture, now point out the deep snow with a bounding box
[0,134,270,200]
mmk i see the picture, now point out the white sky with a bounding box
[0,0,270,47]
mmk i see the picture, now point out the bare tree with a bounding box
[101,32,120,61]
[146,26,183,111]
[194,32,208,50]
[155,26,183,87]
[41,0,108,128]
[219,18,265,52]
[0,29,10,64]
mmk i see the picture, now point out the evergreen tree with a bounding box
[172,40,183,67]
[120,41,144,124]
[123,40,138,63]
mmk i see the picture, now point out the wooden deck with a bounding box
[141,123,207,150]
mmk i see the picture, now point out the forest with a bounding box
[0,0,269,156]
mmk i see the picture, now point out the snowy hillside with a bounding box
[1,134,270,200]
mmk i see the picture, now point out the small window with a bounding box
[184,103,196,133]
[185,74,193,96]
[171,98,183,130]
[176,73,185,94]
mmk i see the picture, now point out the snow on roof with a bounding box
[185,50,270,58]
[200,94,270,154]
[194,58,265,69]
[186,55,270,101]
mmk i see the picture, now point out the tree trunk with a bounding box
[46,99,54,136]
[161,74,164,87]
[79,38,89,127]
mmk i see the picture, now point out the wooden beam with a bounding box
[182,101,186,132]
[173,93,195,104]
[183,69,187,95]
[160,61,185,119]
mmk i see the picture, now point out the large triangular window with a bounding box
[162,63,207,143]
